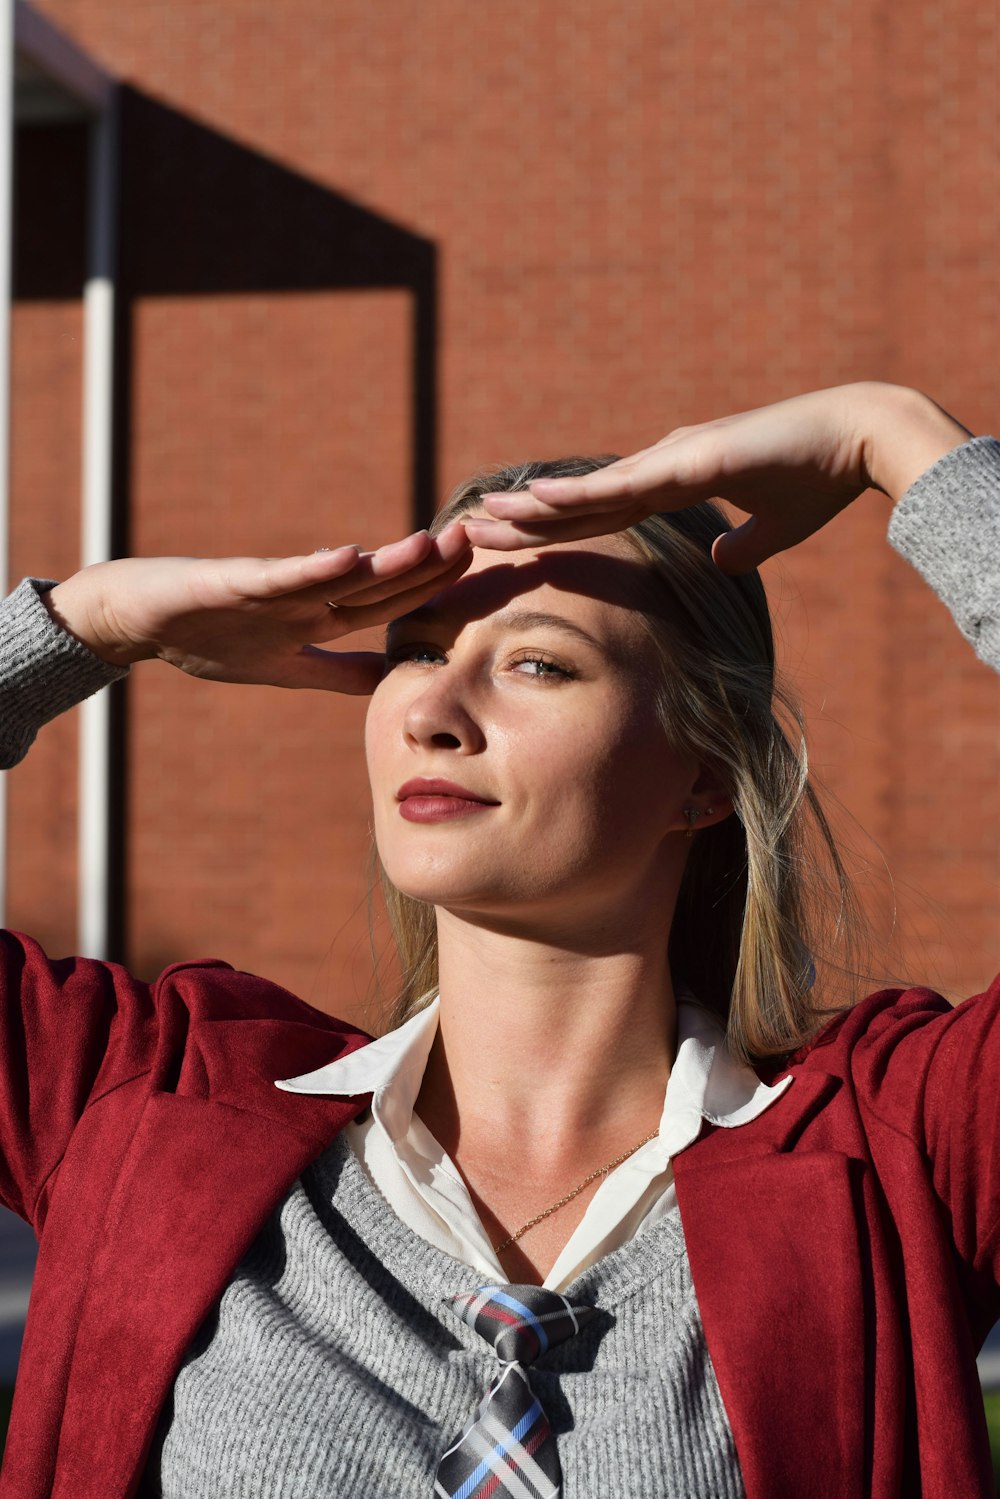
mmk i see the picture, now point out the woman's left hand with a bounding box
[462,382,972,574]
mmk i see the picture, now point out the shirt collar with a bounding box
[274,994,792,1155]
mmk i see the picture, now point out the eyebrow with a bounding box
[386,606,606,653]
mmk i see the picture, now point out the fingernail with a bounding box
[379,530,426,557]
[439,519,470,541]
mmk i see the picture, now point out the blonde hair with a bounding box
[377,456,865,1067]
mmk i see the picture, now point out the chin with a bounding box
[377,846,528,911]
[381,867,497,908]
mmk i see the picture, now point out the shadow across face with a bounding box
[387,545,672,655]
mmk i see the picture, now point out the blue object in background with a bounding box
[0,1208,36,1383]
[982,1321,1000,1391]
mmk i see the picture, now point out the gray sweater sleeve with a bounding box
[0,577,129,770]
[888,434,1000,670]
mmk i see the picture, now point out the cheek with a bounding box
[364,693,406,869]
[570,712,689,834]
[364,684,397,785]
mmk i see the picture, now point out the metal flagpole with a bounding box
[78,88,118,957]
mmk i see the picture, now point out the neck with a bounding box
[414,904,678,1168]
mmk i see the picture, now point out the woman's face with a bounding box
[365,532,704,935]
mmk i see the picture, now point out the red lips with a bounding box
[396,778,499,823]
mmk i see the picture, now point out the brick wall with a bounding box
[9,0,999,1027]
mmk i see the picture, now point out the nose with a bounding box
[402,672,486,754]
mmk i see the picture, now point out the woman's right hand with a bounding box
[43,524,472,696]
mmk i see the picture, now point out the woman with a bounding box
[0,380,996,1498]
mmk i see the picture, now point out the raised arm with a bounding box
[0,524,472,769]
[886,433,1000,669]
[461,380,980,593]
[0,576,128,768]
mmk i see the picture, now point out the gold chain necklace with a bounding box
[492,1128,660,1256]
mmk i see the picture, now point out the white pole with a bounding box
[0,0,14,930]
[78,89,117,957]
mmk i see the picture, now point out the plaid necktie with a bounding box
[435,1283,597,1499]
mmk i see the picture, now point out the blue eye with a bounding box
[510,654,573,680]
[383,644,575,681]
[384,644,444,666]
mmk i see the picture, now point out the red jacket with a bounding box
[0,928,997,1498]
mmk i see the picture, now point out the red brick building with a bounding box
[7,0,1000,1038]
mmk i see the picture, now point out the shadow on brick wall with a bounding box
[13,88,438,963]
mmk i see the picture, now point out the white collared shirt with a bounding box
[275,998,792,1292]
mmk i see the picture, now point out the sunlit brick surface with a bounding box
[10,0,999,1026]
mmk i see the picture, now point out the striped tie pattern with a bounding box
[435,1284,597,1499]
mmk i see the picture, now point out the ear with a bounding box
[672,765,734,835]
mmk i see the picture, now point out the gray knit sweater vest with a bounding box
[141,1133,744,1498]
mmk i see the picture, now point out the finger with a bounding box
[509,445,718,515]
[276,540,476,646]
[355,520,467,587]
[260,531,455,619]
[480,488,632,522]
[245,530,443,608]
[234,545,364,600]
[324,548,475,633]
[711,494,846,573]
[278,646,386,695]
[711,515,787,575]
[328,524,470,609]
[479,459,643,518]
[461,506,645,551]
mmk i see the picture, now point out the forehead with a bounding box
[394,532,660,641]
